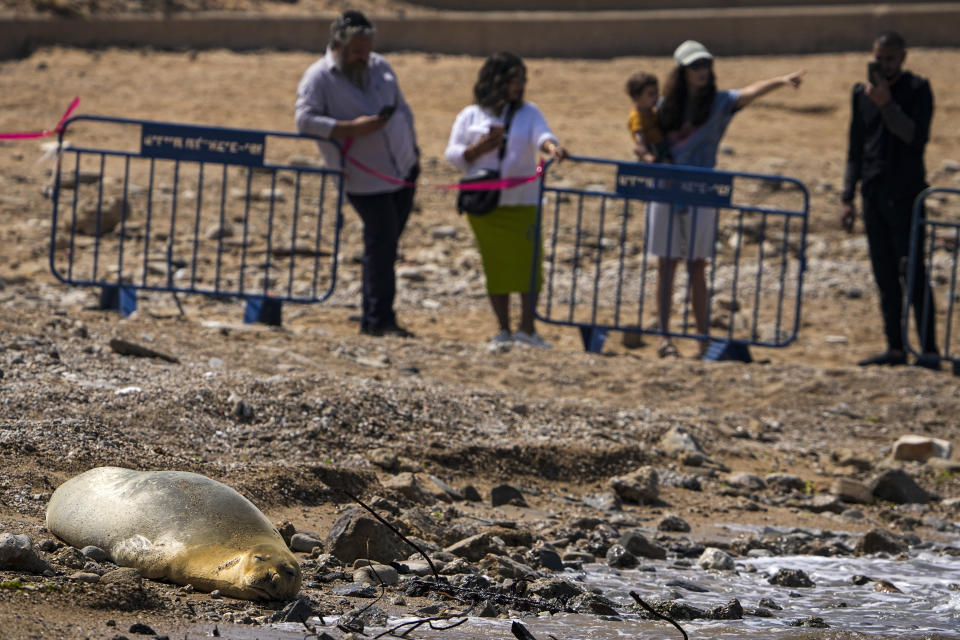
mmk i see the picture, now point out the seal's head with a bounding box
[235,544,302,600]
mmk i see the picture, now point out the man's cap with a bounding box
[673,40,713,67]
[331,10,374,39]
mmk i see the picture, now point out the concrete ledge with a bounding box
[405,0,943,10]
[2,4,959,60]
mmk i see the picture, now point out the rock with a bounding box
[80,545,108,562]
[383,473,435,504]
[525,577,584,600]
[758,597,782,610]
[619,530,667,559]
[326,506,408,564]
[436,556,475,575]
[69,571,100,583]
[204,221,235,240]
[52,546,87,569]
[445,533,503,562]
[128,622,157,635]
[490,484,527,507]
[477,553,535,579]
[790,616,830,628]
[528,545,564,571]
[657,514,691,532]
[869,469,932,504]
[427,475,463,502]
[562,551,595,563]
[874,579,902,593]
[290,533,323,554]
[797,494,845,514]
[583,492,622,512]
[0,533,52,574]
[645,599,706,620]
[855,529,907,555]
[659,470,703,491]
[707,598,743,620]
[342,604,388,628]
[608,466,659,504]
[69,195,126,236]
[665,578,709,592]
[331,583,379,598]
[99,568,142,585]
[606,544,639,569]
[659,426,706,463]
[461,485,482,502]
[830,478,873,504]
[568,592,619,615]
[768,568,815,587]
[276,521,297,547]
[697,547,735,571]
[353,563,399,586]
[764,473,806,492]
[891,435,952,462]
[270,595,320,623]
[108,338,180,363]
[725,471,766,491]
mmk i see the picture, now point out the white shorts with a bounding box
[646,202,717,260]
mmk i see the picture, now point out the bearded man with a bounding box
[840,31,939,369]
[296,10,420,337]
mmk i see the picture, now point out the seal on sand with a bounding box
[46,467,301,600]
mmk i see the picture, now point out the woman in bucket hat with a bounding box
[650,40,805,359]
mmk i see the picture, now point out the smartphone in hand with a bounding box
[378,105,396,118]
[867,61,881,84]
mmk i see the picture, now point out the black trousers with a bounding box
[862,193,937,353]
[346,173,417,331]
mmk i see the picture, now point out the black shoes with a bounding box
[857,351,907,367]
[857,350,943,370]
[913,352,942,370]
[360,323,415,338]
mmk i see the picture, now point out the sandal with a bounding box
[657,342,680,359]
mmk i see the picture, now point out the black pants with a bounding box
[347,173,417,331]
[862,193,937,353]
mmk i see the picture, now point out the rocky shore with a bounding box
[1,40,960,640]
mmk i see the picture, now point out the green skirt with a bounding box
[467,204,543,295]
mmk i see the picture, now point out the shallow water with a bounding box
[191,529,960,640]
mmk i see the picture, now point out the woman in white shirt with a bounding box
[445,52,567,350]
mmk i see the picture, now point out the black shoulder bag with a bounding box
[456,105,516,216]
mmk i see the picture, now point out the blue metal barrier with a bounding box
[905,187,960,375]
[48,115,346,325]
[533,155,809,359]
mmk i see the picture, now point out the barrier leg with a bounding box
[703,339,752,363]
[244,297,283,326]
[99,285,137,318]
[579,326,608,353]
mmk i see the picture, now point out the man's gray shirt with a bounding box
[295,49,418,195]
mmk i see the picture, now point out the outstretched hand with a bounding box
[783,69,806,88]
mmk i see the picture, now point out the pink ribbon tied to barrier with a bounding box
[0,97,80,140]
[341,137,547,191]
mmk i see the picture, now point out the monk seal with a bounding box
[46,467,301,600]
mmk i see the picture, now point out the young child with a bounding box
[625,72,666,163]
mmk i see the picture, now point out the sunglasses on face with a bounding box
[687,59,713,71]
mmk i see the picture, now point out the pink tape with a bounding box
[342,137,545,190]
[0,97,80,140]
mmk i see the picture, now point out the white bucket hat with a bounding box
[674,40,713,67]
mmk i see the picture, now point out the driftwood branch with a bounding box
[630,590,689,640]
[342,490,443,582]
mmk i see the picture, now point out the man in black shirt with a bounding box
[841,31,939,369]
